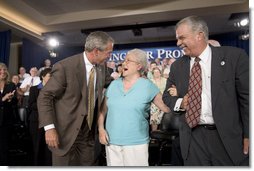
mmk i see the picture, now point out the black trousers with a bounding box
[185,126,234,166]
[0,125,11,165]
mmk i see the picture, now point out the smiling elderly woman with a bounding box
[97,48,170,166]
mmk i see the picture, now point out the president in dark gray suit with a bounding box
[162,16,249,166]
[38,31,114,166]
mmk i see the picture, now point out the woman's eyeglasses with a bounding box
[123,59,140,64]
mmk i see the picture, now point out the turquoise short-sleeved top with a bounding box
[105,77,160,145]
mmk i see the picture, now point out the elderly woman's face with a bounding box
[122,54,140,77]
[0,66,8,81]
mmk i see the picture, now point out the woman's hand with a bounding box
[99,128,109,145]
[2,90,15,102]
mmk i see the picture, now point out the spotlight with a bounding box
[48,38,59,47]
[240,18,249,27]
[230,12,249,29]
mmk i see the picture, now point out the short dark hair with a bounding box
[39,68,52,80]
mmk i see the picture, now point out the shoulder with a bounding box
[56,53,83,66]
[212,46,247,56]
[139,78,157,87]
[110,78,121,86]
[211,46,248,62]
[170,56,189,69]
[52,53,83,72]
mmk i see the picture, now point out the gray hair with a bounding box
[176,16,209,41]
[127,48,148,76]
[85,31,114,52]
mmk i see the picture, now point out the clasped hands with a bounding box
[2,90,15,102]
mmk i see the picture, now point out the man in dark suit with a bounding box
[37,31,114,166]
[162,16,249,166]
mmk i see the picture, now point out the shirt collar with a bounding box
[83,52,94,68]
[190,44,211,64]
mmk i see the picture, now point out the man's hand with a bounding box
[243,138,249,155]
[45,128,60,149]
[181,94,189,110]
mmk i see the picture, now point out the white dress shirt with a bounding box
[20,76,41,96]
[174,45,214,124]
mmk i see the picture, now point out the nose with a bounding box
[176,39,182,47]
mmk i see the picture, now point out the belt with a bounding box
[197,124,217,130]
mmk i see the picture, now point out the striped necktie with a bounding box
[185,57,202,128]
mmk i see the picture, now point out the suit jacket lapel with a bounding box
[211,47,225,110]
[182,56,191,94]
[95,64,101,93]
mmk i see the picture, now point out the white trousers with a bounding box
[105,144,149,166]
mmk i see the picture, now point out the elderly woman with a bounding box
[98,49,170,166]
[0,63,17,165]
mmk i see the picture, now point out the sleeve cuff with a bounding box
[174,98,186,111]
[44,124,55,131]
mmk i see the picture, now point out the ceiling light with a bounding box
[48,38,59,47]
[240,18,249,26]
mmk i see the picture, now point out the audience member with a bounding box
[150,67,167,131]
[162,15,249,166]
[28,68,52,166]
[111,63,123,80]
[98,49,170,166]
[11,75,24,123]
[0,63,17,165]
[18,67,30,83]
[38,59,52,74]
[20,67,41,126]
[37,31,114,166]
[147,61,157,80]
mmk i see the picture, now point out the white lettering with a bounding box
[147,51,154,60]
[157,49,165,59]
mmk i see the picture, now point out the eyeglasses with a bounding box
[123,59,140,64]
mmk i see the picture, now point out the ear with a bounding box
[92,48,99,56]
[197,32,205,41]
[137,64,143,71]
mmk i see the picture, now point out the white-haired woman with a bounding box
[98,49,170,166]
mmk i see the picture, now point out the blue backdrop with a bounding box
[0,30,11,65]
[20,31,249,70]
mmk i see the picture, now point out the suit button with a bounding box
[76,128,79,131]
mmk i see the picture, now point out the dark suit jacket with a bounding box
[0,82,17,126]
[37,53,110,156]
[28,85,41,123]
[162,46,249,165]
